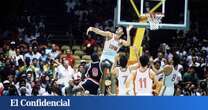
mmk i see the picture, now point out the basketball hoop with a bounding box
[144,13,164,30]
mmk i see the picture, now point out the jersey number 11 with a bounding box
[139,78,147,88]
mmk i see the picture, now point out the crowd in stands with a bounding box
[64,0,115,43]
[0,0,208,96]
[0,15,108,96]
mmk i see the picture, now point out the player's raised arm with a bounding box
[129,63,139,72]
[150,57,160,74]
[86,27,113,38]
[150,69,160,95]
[120,25,133,46]
[125,71,136,95]
[132,45,140,61]
[150,69,158,85]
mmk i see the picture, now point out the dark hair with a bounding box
[19,79,26,87]
[9,85,18,96]
[18,59,24,66]
[32,58,38,62]
[173,54,180,66]
[200,81,207,90]
[115,26,126,36]
[139,55,149,67]
[32,86,39,96]
[154,60,161,66]
[119,55,128,68]
[115,26,125,31]
[25,57,30,65]
[91,53,99,62]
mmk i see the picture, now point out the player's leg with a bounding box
[100,60,112,95]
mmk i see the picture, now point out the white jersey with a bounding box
[135,68,153,96]
[159,69,178,96]
[117,67,130,95]
[101,35,121,63]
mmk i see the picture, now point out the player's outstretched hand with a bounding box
[132,45,139,54]
[86,27,93,35]
[126,25,133,32]
[149,56,154,64]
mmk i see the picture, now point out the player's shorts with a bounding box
[101,59,113,68]
[159,86,174,96]
[100,51,116,64]
[80,79,99,95]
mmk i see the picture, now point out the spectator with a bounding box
[83,34,96,55]
[8,41,17,58]
[55,59,75,95]
[32,46,41,60]
[65,49,75,67]
[24,46,33,61]
[48,44,60,60]
[15,78,32,96]
[183,66,199,83]
[39,48,48,62]
[15,48,24,66]
[154,52,166,69]
[2,80,10,96]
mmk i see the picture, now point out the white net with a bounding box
[145,13,164,30]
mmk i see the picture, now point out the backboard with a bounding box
[115,0,190,30]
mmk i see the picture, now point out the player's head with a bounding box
[157,52,163,59]
[154,61,161,70]
[119,55,128,68]
[91,53,99,62]
[115,26,124,37]
[139,55,149,67]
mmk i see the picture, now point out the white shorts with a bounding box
[100,51,117,63]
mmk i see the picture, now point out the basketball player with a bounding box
[158,64,180,96]
[126,55,158,96]
[86,26,132,64]
[112,55,131,96]
[150,59,163,96]
[151,58,181,96]
[87,25,132,95]
[72,53,103,95]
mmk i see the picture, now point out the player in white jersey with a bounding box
[126,55,158,96]
[87,26,132,95]
[112,55,131,95]
[86,26,132,64]
[159,65,180,96]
